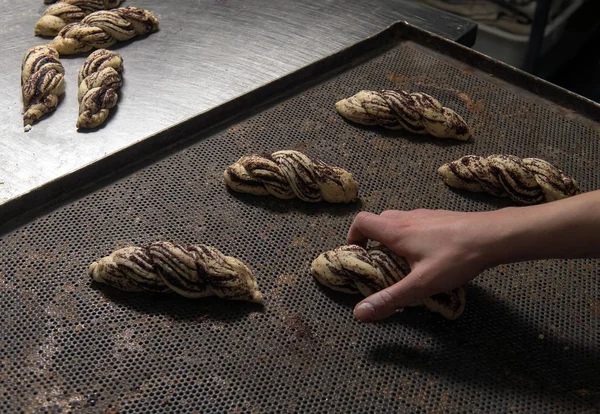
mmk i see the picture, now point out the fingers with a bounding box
[347,212,395,247]
[353,268,432,322]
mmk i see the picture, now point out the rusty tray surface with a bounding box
[1,22,599,413]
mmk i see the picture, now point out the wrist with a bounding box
[475,207,529,269]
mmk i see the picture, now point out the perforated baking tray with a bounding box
[1,22,599,413]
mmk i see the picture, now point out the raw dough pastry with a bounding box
[311,245,467,320]
[335,89,471,140]
[35,0,125,37]
[224,150,359,203]
[21,45,65,129]
[438,154,581,205]
[77,49,123,129]
[89,242,263,303]
[49,6,159,55]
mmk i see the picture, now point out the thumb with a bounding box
[353,268,431,322]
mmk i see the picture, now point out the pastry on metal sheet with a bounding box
[77,49,123,129]
[49,6,159,55]
[89,242,263,303]
[335,89,471,140]
[224,150,359,203]
[35,0,125,37]
[438,154,581,205]
[21,45,66,130]
[311,244,467,320]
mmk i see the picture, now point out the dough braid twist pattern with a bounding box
[335,89,471,140]
[49,6,159,55]
[224,150,359,203]
[438,154,581,205]
[89,242,263,303]
[77,49,123,129]
[311,245,467,320]
[21,45,66,129]
[35,0,125,37]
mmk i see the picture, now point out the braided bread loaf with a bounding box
[438,155,581,205]
[77,49,123,129]
[49,6,159,55]
[89,242,263,303]
[335,90,471,140]
[224,150,359,203]
[311,245,467,320]
[21,45,66,130]
[35,0,125,37]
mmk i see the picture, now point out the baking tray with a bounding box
[1,21,599,413]
[0,0,476,208]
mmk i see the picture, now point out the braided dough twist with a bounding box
[335,90,471,140]
[35,0,125,37]
[77,49,123,129]
[438,155,581,205]
[311,245,467,320]
[224,150,359,203]
[89,242,263,303]
[49,6,159,55]
[21,45,66,130]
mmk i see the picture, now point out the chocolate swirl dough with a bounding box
[438,155,581,205]
[35,0,125,37]
[335,90,471,140]
[89,242,263,303]
[311,245,467,320]
[49,6,159,55]
[21,45,66,129]
[224,150,359,203]
[77,49,123,129]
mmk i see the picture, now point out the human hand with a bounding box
[347,209,500,322]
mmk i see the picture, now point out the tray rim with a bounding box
[2,20,599,234]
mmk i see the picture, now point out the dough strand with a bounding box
[438,155,581,204]
[335,89,471,140]
[224,150,359,203]
[89,242,263,303]
[311,245,467,320]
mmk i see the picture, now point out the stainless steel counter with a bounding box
[0,0,475,209]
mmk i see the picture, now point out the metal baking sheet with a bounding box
[0,0,475,211]
[1,22,599,413]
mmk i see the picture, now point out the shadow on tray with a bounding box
[340,120,477,148]
[90,282,263,323]
[367,284,600,409]
[313,279,361,309]
[444,186,516,210]
[227,189,365,216]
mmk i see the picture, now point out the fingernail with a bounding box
[354,302,375,322]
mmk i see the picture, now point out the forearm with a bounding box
[486,190,600,266]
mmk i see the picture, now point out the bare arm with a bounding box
[347,190,600,322]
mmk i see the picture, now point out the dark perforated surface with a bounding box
[1,39,599,413]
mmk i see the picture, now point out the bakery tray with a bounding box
[1,22,599,413]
